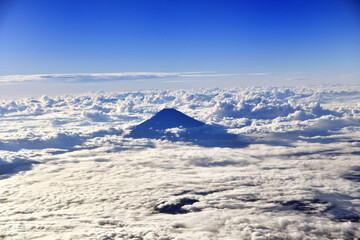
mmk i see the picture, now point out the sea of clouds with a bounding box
[0,86,359,239]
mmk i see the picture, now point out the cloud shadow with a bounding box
[127,124,250,148]
[0,159,39,179]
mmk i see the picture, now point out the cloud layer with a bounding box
[0,86,359,239]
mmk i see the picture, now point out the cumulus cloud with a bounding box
[0,86,359,239]
[82,110,110,122]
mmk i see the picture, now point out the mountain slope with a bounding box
[128,108,205,139]
[127,108,249,148]
[136,108,205,130]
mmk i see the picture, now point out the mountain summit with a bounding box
[128,108,205,139]
[138,108,205,130]
[127,108,249,148]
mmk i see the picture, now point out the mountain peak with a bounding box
[127,108,205,139]
[138,108,205,130]
[127,108,249,148]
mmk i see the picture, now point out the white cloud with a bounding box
[285,77,310,81]
[0,86,359,239]
[246,72,270,76]
[178,73,240,77]
[0,72,238,84]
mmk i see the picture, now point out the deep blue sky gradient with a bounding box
[0,0,359,93]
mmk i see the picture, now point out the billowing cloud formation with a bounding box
[0,72,239,84]
[0,86,359,239]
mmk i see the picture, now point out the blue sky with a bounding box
[0,0,359,95]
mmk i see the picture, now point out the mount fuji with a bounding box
[127,108,249,148]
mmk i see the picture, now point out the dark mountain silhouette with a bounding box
[134,108,205,131]
[127,108,249,148]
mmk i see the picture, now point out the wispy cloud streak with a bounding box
[246,73,270,76]
[0,72,236,84]
[284,77,310,81]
